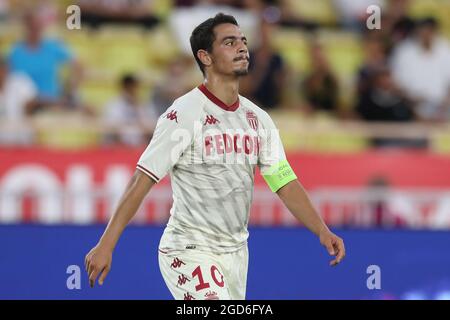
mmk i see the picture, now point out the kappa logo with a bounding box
[204,115,220,125]
[166,110,178,123]
[184,292,195,300]
[178,274,190,286]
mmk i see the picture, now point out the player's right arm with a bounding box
[84,170,155,288]
[85,99,197,288]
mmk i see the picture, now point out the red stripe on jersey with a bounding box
[198,84,240,112]
[136,165,159,183]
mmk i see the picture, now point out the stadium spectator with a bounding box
[390,17,450,122]
[0,55,38,118]
[376,0,415,55]
[8,9,83,110]
[301,42,339,115]
[356,63,425,148]
[78,0,160,30]
[356,34,416,124]
[240,18,285,110]
[0,56,37,144]
[103,74,157,146]
[356,65,414,122]
[350,0,413,56]
[357,33,387,97]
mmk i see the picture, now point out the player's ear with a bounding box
[197,49,212,68]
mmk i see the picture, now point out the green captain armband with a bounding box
[262,159,297,192]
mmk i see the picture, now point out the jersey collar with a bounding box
[198,84,240,112]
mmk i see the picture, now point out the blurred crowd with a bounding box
[0,0,449,147]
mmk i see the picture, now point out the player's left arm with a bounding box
[257,109,345,266]
[276,179,346,266]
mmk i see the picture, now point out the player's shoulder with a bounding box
[174,86,206,107]
[161,87,206,121]
[239,95,275,127]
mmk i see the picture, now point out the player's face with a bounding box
[210,23,249,77]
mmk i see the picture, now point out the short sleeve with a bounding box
[136,102,196,183]
[258,112,286,173]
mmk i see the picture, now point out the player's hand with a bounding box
[84,244,112,288]
[319,229,346,267]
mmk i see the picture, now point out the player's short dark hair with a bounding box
[121,74,138,88]
[190,13,239,75]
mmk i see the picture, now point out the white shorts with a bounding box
[158,245,249,300]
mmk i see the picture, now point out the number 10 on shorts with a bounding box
[192,265,224,291]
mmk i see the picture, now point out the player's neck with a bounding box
[203,76,239,106]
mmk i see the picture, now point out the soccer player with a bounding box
[85,13,345,300]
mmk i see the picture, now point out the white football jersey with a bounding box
[137,84,288,253]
